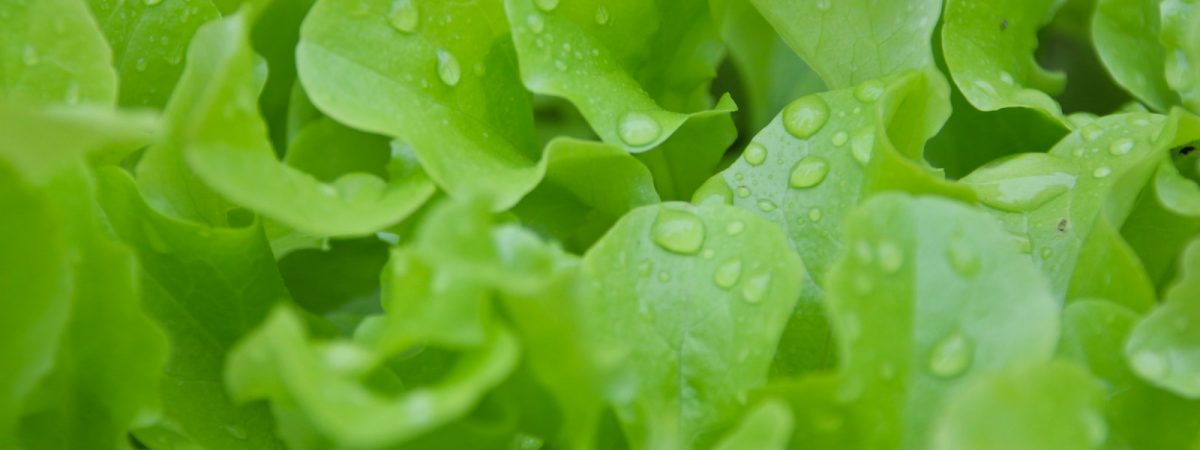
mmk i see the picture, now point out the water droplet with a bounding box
[1040,247,1053,259]
[618,112,661,146]
[1082,124,1104,142]
[855,241,873,263]
[535,0,558,12]
[637,260,653,276]
[1093,166,1112,178]
[808,208,823,222]
[651,207,705,255]
[736,187,751,198]
[701,248,715,259]
[1131,350,1169,379]
[851,130,874,165]
[436,49,461,86]
[880,363,897,380]
[928,332,973,378]
[877,241,903,273]
[757,199,777,212]
[832,131,849,147]
[1082,411,1107,446]
[789,156,830,189]
[525,13,544,33]
[714,258,743,289]
[136,58,148,71]
[743,143,767,166]
[657,271,671,282]
[554,59,567,71]
[971,166,1074,212]
[946,237,980,276]
[725,221,745,236]
[1109,138,1134,156]
[223,425,247,440]
[999,71,1015,85]
[742,272,772,303]
[973,79,997,95]
[388,0,419,32]
[854,80,885,103]
[594,5,609,25]
[815,0,831,11]
[782,96,830,139]
[21,45,38,66]
[144,0,162,5]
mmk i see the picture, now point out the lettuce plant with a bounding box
[4,0,1200,449]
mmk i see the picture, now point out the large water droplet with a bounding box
[714,258,743,289]
[742,272,772,303]
[594,5,609,25]
[877,241,903,273]
[388,0,419,33]
[535,0,559,12]
[789,156,830,189]
[928,331,973,378]
[782,96,830,139]
[525,13,544,33]
[436,49,461,86]
[970,167,1074,213]
[851,130,874,165]
[618,112,661,146]
[854,80,885,103]
[808,208,823,222]
[651,207,705,255]
[743,143,767,166]
[1131,350,1169,379]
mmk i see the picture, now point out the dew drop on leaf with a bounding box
[525,13,544,33]
[789,156,830,189]
[743,142,767,166]
[1109,138,1134,156]
[724,221,745,236]
[388,0,419,33]
[436,49,461,87]
[714,258,743,289]
[1092,166,1112,178]
[851,130,874,165]
[1131,350,1169,379]
[854,80,885,103]
[808,208,823,222]
[535,0,558,12]
[651,207,705,255]
[928,331,973,378]
[617,111,661,146]
[832,131,848,147]
[782,96,830,139]
[594,5,609,25]
[741,272,771,303]
[757,199,777,212]
[877,240,903,273]
[947,236,980,277]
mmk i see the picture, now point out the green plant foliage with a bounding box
[6,0,1200,449]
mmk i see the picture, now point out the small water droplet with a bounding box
[757,199,777,212]
[782,96,830,139]
[144,0,162,6]
[525,13,544,33]
[1093,166,1112,178]
[928,332,973,378]
[854,80,885,103]
[1040,247,1053,259]
[1109,138,1134,156]
[999,71,1015,85]
[657,271,671,282]
[725,221,745,236]
[973,79,996,95]
[388,0,419,32]
[223,425,247,440]
[808,208,823,222]
[554,59,567,71]
[22,45,38,66]
[701,248,715,259]
[1082,124,1104,142]
[736,187,751,198]
[714,258,743,289]
[832,131,848,147]
[651,207,705,255]
[789,156,830,189]
[1131,350,1169,379]
[855,241,873,263]
[535,0,558,12]
[946,237,979,276]
[743,143,767,166]
[877,241,903,273]
[637,260,653,277]
[136,58,148,71]
[815,0,831,11]
[694,177,733,205]
[742,272,771,303]
[594,5,609,24]
[851,130,874,165]
[436,49,461,86]
[1082,411,1107,446]
[618,112,661,146]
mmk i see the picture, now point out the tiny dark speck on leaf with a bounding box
[1057,219,1068,232]
[1182,145,1196,156]
[1000,19,1008,31]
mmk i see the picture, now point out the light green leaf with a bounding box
[1161,0,1200,112]
[749,0,941,88]
[1060,300,1200,449]
[942,0,1068,122]
[579,201,806,449]
[512,138,660,253]
[1092,0,1179,111]
[0,0,117,105]
[931,362,1106,450]
[711,400,793,450]
[1126,238,1200,398]
[1123,158,1200,290]
[504,0,738,200]
[298,0,540,210]
[0,104,159,170]
[87,0,221,108]
[97,167,288,449]
[820,194,1060,450]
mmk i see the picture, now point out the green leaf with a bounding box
[1060,300,1200,449]
[930,362,1106,450]
[1092,0,1179,111]
[0,0,117,105]
[711,400,793,450]
[87,0,221,108]
[824,194,1059,449]
[960,112,1187,309]
[1126,238,1200,398]
[1122,159,1200,290]
[1161,0,1200,112]
[298,0,540,210]
[749,0,941,88]
[941,0,1068,123]
[512,137,660,253]
[97,167,288,449]
[579,201,806,449]
[504,0,738,200]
